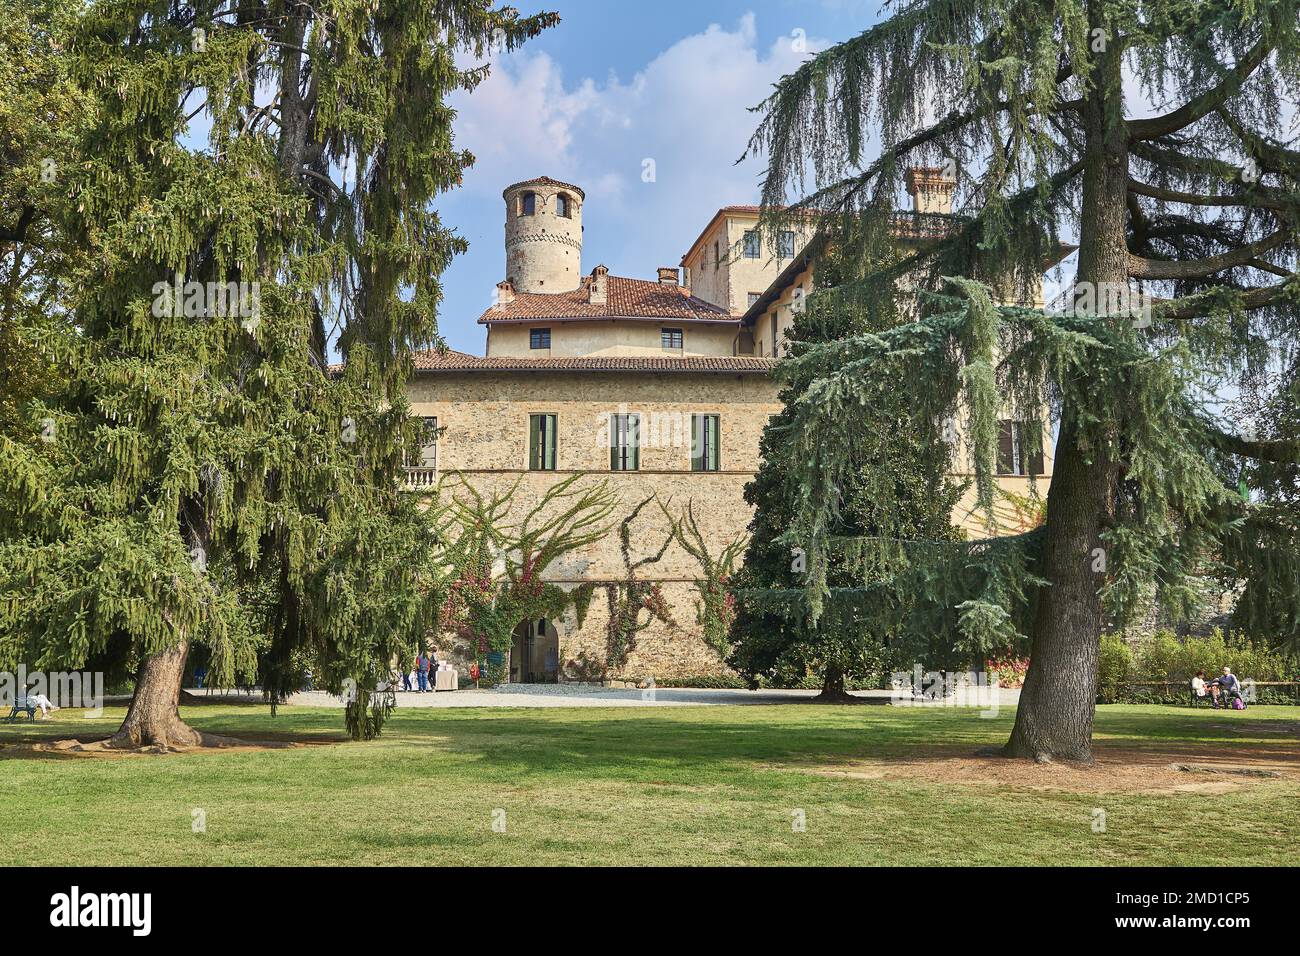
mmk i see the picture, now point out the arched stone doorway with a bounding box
[509,618,560,684]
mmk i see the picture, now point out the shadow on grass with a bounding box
[3,704,1296,781]
[358,706,1300,784]
[0,705,350,757]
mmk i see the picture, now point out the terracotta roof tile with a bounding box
[479,274,735,324]
[502,176,585,199]
[412,350,775,374]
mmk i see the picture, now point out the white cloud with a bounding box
[438,14,827,348]
[454,13,820,199]
[453,53,602,194]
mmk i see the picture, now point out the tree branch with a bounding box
[1127,39,1272,140]
[1151,279,1294,321]
[300,167,346,199]
[1129,228,1289,280]
[1207,426,1300,463]
[1248,258,1293,278]
[1127,177,1285,211]
[0,205,38,245]
[758,74,1077,216]
[1217,108,1300,178]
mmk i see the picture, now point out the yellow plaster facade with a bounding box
[680,207,817,316]
[486,319,743,359]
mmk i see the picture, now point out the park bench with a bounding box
[4,695,37,722]
[1099,680,1300,706]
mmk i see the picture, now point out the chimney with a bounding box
[494,280,515,307]
[905,166,956,215]
[657,267,680,287]
[588,264,609,305]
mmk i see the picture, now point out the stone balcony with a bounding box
[403,466,438,490]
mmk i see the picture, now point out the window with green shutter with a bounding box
[996,420,1044,476]
[529,414,557,470]
[610,413,640,471]
[691,414,720,472]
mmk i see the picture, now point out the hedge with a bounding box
[1097,629,1298,704]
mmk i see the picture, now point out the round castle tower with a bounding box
[503,176,584,293]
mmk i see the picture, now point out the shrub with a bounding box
[1096,628,1296,704]
[1115,628,1288,683]
[1097,634,1134,703]
[985,654,1030,688]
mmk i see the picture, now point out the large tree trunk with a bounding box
[109,641,204,749]
[814,663,858,703]
[1003,415,1114,761]
[1004,6,1127,762]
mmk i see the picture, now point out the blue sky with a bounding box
[435,1,883,353]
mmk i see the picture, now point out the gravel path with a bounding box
[188,685,1021,709]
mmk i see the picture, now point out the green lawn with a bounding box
[2,702,1297,865]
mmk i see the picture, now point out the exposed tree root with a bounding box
[20,732,293,756]
[811,689,871,704]
[101,726,265,752]
[1001,738,1095,765]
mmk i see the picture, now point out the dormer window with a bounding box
[520,191,536,216]
[556,193,571,218]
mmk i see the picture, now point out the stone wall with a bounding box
[407,368,782,681]
[503,180,584,293]
[407,366,1057,680]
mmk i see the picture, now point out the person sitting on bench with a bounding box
[6,692,53,720]
[1208,667,1242,709]
[1190,670,1208,707]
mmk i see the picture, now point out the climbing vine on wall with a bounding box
[604,496,677,671]
[438,475,616,682]
[571,582,597,631]
[666,501,747,659]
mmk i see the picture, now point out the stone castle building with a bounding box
[407,173,1061,683]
